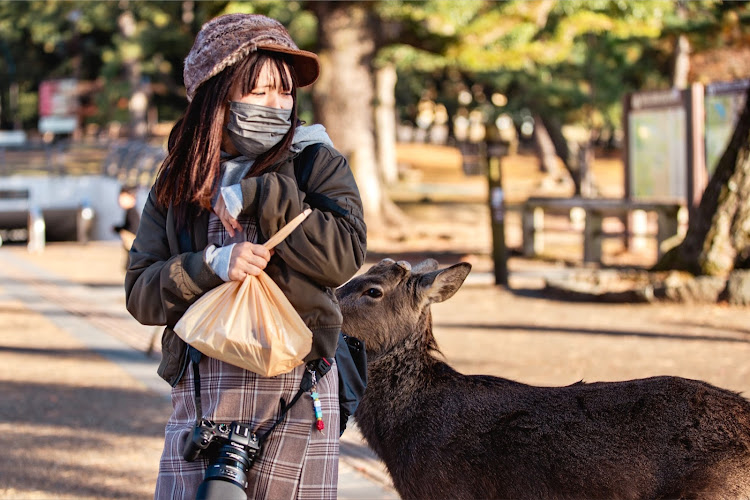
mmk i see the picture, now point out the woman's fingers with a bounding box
[228,243,273,280]
[214,194,240,237]
[251,243,272,261]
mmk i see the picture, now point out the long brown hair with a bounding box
[156,50,299,229]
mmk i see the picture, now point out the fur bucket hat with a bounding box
[184,13,320,101]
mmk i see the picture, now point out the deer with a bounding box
[336,258,750,500]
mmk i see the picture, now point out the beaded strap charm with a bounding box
[311,390,324,432]
[308,369,325,433]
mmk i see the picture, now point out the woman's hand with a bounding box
[228,242,273,281]
[214,192,242,237]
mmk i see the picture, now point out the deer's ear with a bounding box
[419,262,472,304]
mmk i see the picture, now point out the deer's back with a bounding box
[360,367,750,500]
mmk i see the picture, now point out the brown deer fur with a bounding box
[336,258,750,500]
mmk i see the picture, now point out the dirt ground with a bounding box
[2,241,748,499]
[0,242,168,499]
[7,234,750,399]
[0,265,169,498]
[435,280,750,396]
[1,146,749,499]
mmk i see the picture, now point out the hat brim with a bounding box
[258,43,320,88]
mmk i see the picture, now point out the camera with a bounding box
[183,418,261,500]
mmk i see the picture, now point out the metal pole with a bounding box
[27,206,46,253]
[487,141,508,286]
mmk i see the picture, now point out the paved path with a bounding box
[0,245,396,499]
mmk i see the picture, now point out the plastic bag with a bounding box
[174,209,313,377]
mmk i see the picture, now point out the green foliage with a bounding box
[0,0,324,129]
[0,0,747,139]
[377,0,484,34]
[380,0,729,144]
[436,1,676,138]
[377,45,447,73]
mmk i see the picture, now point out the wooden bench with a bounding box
[0,187,96,251]
[0,188,45,251]
[522,196,685,263]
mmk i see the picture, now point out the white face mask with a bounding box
[226,101,292,158]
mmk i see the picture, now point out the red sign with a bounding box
[39,79,78,117]
[38,79,78,133]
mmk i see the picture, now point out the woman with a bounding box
[124,13,366,499]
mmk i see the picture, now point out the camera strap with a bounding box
[189,346,204,422]
[188,346,333,443]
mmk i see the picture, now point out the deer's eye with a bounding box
[365,288,383,298]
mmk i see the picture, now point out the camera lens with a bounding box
[195,442,250,500]
[196,475,247,500]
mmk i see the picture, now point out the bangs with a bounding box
[236,51,296,95]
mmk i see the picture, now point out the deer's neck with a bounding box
[369,333,440,394]
[370,310,444,391]
[356,322,451,453]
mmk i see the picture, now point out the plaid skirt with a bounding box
[154,354,339,499]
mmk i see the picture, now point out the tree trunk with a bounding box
[672,34,690,90]
[654,86,750,275]
[533,114,561,175]
[672,2,690,90]
[118,7,147,139]
[376,63,398,186]
[577,140,599,198]
[534,114,577,193]
[310,1,385,229]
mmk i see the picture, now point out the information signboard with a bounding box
[705,79,749,175]
[624,85,704,208]
[626,89,688,200]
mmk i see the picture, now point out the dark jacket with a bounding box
[124,144,367,386]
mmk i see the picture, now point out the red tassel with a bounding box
[316,420,325,431]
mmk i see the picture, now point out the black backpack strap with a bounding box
[294,143,323,191]
[336,332,367,435]
[189,346,204,423]
[293,143,349,217]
